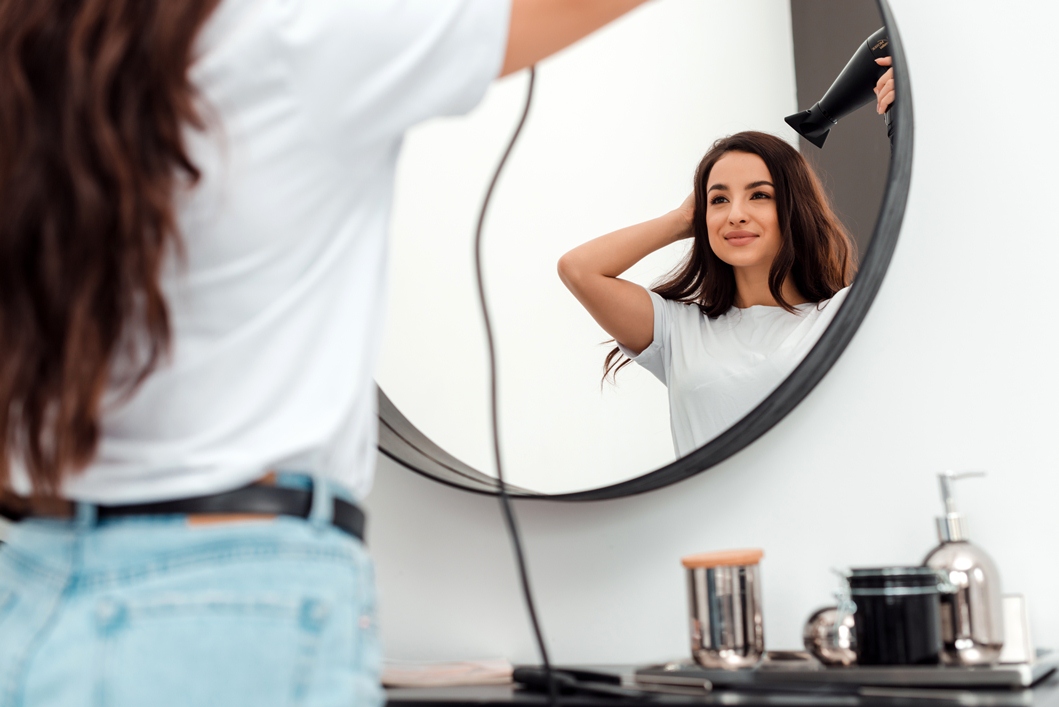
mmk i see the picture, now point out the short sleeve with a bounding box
[279,1,511,141]
[617,291,671,385]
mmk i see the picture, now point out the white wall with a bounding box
[378,0,798,494]
[366,1,1059,663]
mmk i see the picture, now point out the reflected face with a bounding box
[704,151,782,271]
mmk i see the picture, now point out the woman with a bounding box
[0,1,648,704]
[558,131,861,455]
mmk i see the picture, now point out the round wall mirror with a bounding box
[377,0,912,500]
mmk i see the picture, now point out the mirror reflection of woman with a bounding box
[558,131,857,454]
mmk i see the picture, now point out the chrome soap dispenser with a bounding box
[923,471,1005,665]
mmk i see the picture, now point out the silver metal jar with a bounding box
[803,605,857,666]
[683,549,765,670]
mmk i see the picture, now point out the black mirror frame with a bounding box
[377,0,912,502]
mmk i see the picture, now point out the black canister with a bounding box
[848,567,946,666]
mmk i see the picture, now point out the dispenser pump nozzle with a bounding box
[936,470,985,542]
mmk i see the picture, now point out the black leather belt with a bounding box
[0,484,366,544]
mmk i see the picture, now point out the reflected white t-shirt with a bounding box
[622,287,851,457]
[10,0,510,503]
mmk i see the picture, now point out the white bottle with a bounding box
[922,471,1004,665]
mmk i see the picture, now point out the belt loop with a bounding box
[308,475,334,528]
[74,502,98,530]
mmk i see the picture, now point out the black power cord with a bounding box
[472,66,558,706]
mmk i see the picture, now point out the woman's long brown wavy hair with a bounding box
[604,131,856,381]
[0,0,220,495]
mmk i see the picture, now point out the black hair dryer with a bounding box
[785,27,891,148]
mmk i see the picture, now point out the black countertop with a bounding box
[387,667,1059,707]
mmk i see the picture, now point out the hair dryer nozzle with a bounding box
[784,104,833,148]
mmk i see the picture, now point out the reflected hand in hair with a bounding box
[874,57,895,114]
[676,191,696,235]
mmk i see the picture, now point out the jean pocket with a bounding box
[93,592,332,707]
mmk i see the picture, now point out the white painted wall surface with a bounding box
[367,1,1059,663]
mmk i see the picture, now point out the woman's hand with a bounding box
[674,191,696,239]
[874,57,895,114]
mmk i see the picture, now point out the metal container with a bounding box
[847,566,948,666]
[683,549,764,670]
[925,540,1004,665]
[922,471,1005,666]
[803,606,857,666]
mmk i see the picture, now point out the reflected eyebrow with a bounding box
[707,180,774,193]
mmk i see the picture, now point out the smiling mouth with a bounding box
[724,231,759,246]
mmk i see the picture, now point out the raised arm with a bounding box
[501,0,652,77]
[557,194,694,355]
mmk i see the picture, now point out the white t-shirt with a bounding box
[622,287,851,457]
[10,0,510,503]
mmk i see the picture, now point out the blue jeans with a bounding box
[0,480,382,707]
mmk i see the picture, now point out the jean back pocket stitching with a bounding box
[94,593,330,707]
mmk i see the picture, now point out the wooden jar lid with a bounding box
[681,548,764,569]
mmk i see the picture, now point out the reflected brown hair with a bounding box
[0,0,220,494]
[604,131,856,382]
